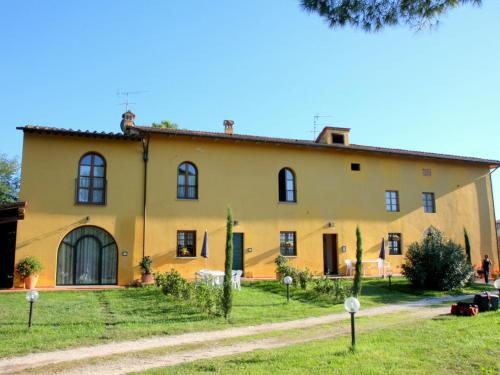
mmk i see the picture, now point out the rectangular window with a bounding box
[422,168,432,176]
[388,233,402,255]
[351,163,361,171]
[422,192,436,213]
[177,231,196,257]
[385,191,399,212]
[280,231,297,256]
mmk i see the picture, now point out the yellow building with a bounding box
[6,112,500,287]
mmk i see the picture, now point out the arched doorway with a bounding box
[57,226,118,285]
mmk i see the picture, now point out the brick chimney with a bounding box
[224,120,234,135]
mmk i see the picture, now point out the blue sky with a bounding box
[2,1,500,215]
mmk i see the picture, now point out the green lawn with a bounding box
[146,311,500,375]
[0,278,493,358]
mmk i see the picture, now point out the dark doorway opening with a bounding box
[0,222,17,288]
[323,234,338,275]
[232,233,244,275]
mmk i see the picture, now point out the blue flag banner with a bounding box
[201,230,209,258]
[379,238,385,260]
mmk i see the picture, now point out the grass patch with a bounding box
[0,278,491,358]
[146,311,500,375]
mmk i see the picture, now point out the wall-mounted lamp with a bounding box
[341,245,347,253]
[233,220,239,226]
[247,247,253,253]
[327,222,335,228]
[85,216,90,223]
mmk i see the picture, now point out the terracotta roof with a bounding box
[133,126,500,167]
[17,125,142,141]
[17,125,500,167]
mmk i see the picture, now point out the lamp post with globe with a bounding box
[344,296,360,349]
[26,290,39,329]
[283,276,293,303]
[494,279,500,300]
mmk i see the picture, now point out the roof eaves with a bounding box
[17,126,142,141]
[135,126,500,167]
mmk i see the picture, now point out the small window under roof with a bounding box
[351,163,361,171]
[332,134,345,144]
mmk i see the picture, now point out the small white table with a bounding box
[196,270,225,286]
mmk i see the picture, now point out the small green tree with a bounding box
[352,226,363,297]
[222,207,234,319]
[151,120,178,129]
[0,154,20,204]
[464,228,472,265]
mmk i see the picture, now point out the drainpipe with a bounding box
[142,135,150,258]
[489,166,499,268]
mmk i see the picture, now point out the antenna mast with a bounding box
[311,114,333,140]
[116,90,148,111]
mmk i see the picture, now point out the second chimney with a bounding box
[224,120,234,135]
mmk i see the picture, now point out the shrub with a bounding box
[158,269,192,299]
[16,256,43,278]
[313,277,349,301]
[402,229,474,291]
[274,255,299,287]
[193,282,223,316]
[139,256,153,275]
[351,226,363,297]
[298,268,313,290]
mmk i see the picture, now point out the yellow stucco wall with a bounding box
[15,131,499,286]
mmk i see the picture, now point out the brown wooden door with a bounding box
[323,234,338,275]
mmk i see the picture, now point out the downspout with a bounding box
[489,166,499,268]
[142,135,150,258]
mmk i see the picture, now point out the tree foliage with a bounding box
[222,207,234,319]
[352,226,363,297]
[151,120,178,129]
[464,228,472,265]
[0,154,20,204]
[300,0,482,32]
[402,228,474,290]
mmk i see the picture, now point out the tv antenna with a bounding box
[310,114,333,140]
[116,90,148,111]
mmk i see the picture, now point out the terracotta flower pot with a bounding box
[24,275,39,290]
[141,273,155,285]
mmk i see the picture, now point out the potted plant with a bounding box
[139,256,154,285]
[16,256,44,289]
[179,247,190,257]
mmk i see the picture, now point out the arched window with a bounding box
[57,226,117,285]
[279,168,296,202]
[77,153,106,204]
[177,162,198,199]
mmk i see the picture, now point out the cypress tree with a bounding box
[222,207,234,319]
[352,226,363,297]
[464,228,472,265]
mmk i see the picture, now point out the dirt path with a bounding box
[57,306,449,375]
[0,296,465,374]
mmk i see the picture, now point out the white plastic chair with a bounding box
[377,258,385,276]
[232,270,242,291]
[345,259,353,276]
